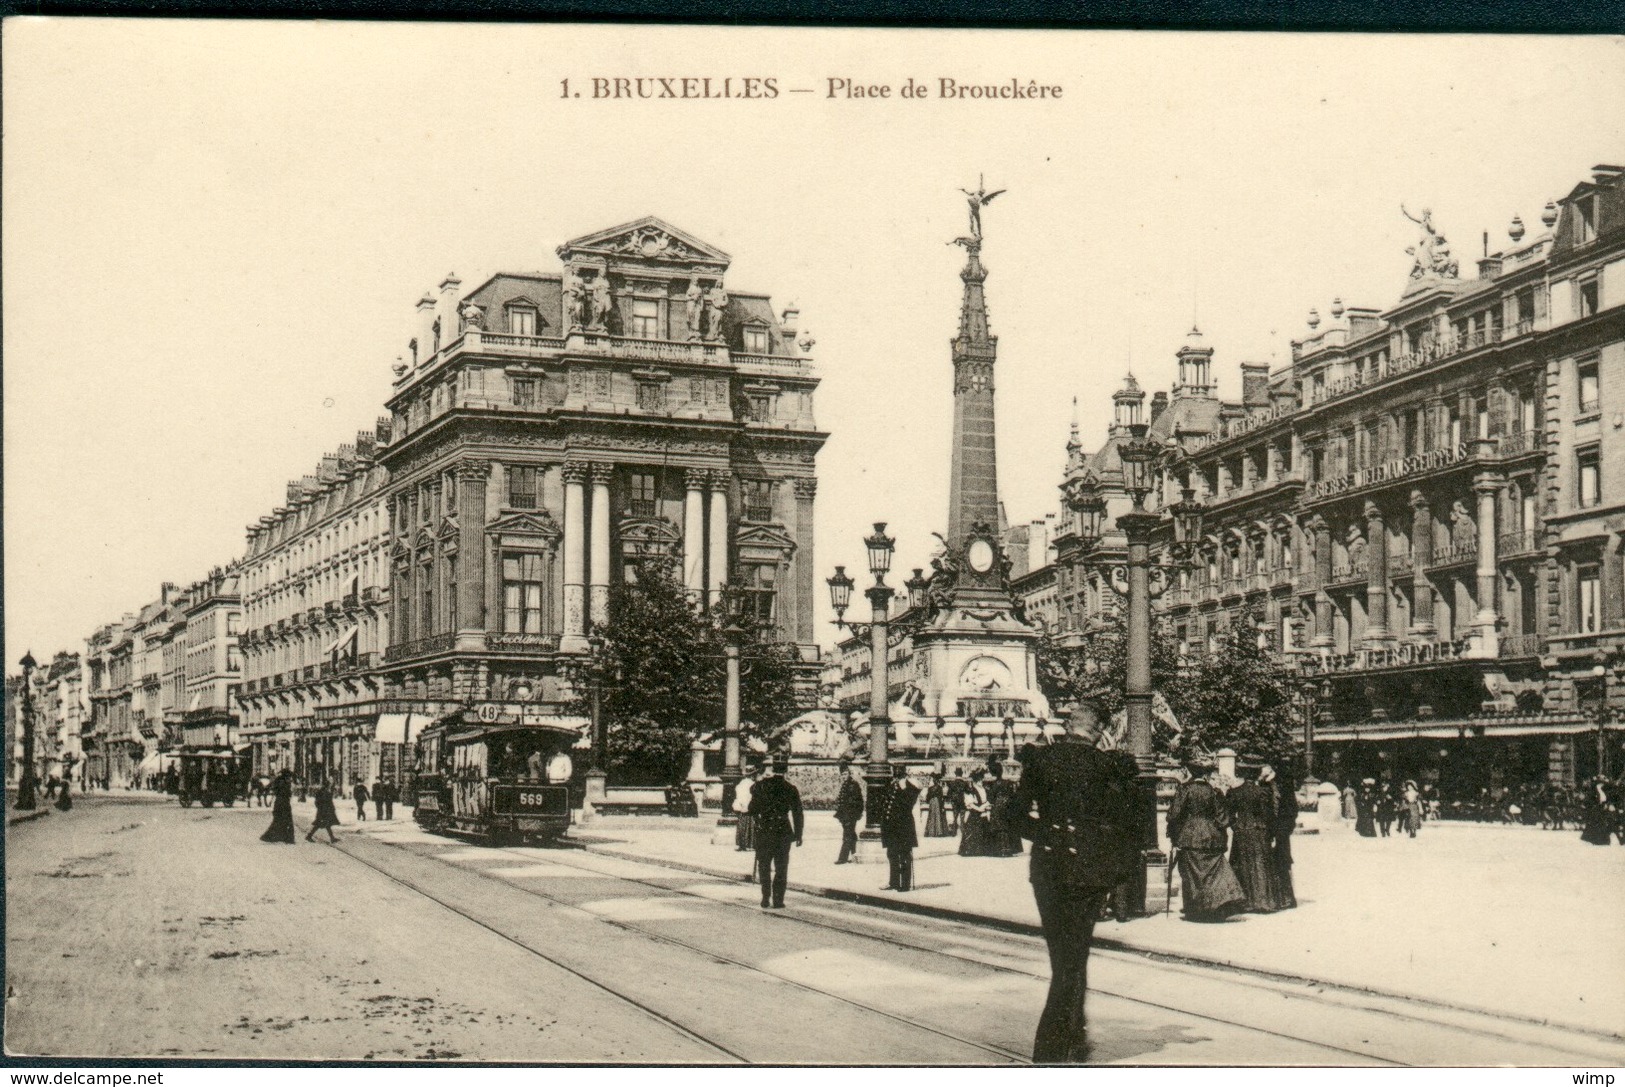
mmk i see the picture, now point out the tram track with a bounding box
[476,838,1625,1067]
[334,835,1030,1064]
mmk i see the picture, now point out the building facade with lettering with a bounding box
[1039,163,1625,795]
[372,218,824,736]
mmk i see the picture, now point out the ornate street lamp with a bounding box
[1067,471,1107,547]
[1115,423,1171,914]
[827,523,928,848]
[1170,486,1206,566]
[714,586,748,836]
[14,651,39,811]
[904,568,930,611]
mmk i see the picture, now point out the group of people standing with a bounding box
[258,768,400,845]
[1343,778,1427,839]
[1167,762,1298,921]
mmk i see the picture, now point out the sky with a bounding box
[4,22,1622,662]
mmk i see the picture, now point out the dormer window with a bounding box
[508,306,537,336]
[743,326,769,354]
[1577,194,1599,245]
[631,298,660,339]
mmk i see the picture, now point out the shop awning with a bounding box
[325,626,359,657]
[135,751,177,776]
[1319,719,1604,742]
[375,713,431,745]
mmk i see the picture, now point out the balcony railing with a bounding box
[1220,577,1244,596]
[1498,529,1542,557]
[486,632,563,654]
[324,601,342,618]
[1496,430,1545,458]
[1270,566,1296,589]
[731,352,813,377]
[1309,318,1545,408]
[361,586,385,607]
[1427,541,1478,568]
[1389,553,1415,577]
[570,333,723,365]
[141,673,160,687]
[384,632,457,662]
[1500,632,1542,658]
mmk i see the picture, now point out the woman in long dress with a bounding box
[1355,780,1378,837]
[1226,772,1281,912]
[959,769,992,856]
[986,763,1024,856]
[922,775,951,838]
[1262,765,1298,910]
[1401,779,1424,838]
[305,773,341,844]
[1580,778,1615,845]
[1341,782,1358,821]
[1168,766,1246,921]
[260,769,296,844]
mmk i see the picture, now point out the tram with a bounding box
[412,712,580,844]
[174,747,250,808]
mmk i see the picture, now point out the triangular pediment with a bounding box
[436,515,459,541]
[734,524,796,551]
[414,526,436,550]
[486,509,562,538]
[557,217,732,266]
[620,516,681,546]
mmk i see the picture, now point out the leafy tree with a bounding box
[579,558,802,785]
[1036,611,1188,754]
[1179,620,1301,767]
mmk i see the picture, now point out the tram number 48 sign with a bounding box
[476,703,501,723]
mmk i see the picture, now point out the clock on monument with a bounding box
[967,538,996,574]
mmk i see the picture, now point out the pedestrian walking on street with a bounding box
[959,768,993,856]
[1581,778,1615,845]
[305,774,341,844]
[1401,779,1424,838]
[1261,764,1298,911]
[833,758,865,864]
[922,773,951,838]
[1341,781,1358,821]
[946,767,969,834]
[880,765,921,892]
[1168,763,1245,922]
[1376,785,1396,837]
[54,768,73,812]
[733,764,758,853]
[747,757,803,909]
[372,779,385,820]
[1012,700,1139,1064]
[1226,770,1280,913]
[378,778,396,820]
[1355,780,1378,838]
[260,769,297,844]
[353,779,370,822]
[986,761,1024,857]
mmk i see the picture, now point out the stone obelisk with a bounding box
[911,181,1050,730]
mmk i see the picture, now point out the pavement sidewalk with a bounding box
[570,812,1625,1038]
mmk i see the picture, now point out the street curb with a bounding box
[578,838,1625,1044]
[7,809,51,826]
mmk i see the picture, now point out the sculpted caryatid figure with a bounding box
[959,175,1007,240]
[1450,500,1475,548]
[589,275,613,331]
[564,271,586,329]
[704,282,729,340]
[684,281,705,340]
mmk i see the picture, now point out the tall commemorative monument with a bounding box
[911,183,1052,732]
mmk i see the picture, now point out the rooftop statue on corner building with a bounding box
[1403,204,1460,280]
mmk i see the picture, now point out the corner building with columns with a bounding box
[1040,163,1625,797]
[376,218,824,727]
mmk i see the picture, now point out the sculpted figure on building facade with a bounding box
[684,281,705,341]
[704,282,729,341]
[588,275,613,331]
[460,303,484,332]
[1450,500,1475,548]
[564,272,586,329]
[1346,523,1368,572]
[1402,205,1460,280]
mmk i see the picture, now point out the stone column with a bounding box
[793,478,818,646]
[1409,490,1435,638]
[1472,469,1502,657]
[1364,501,1390,645]
[454,460,489,634]
[589,462,613,627]
[1311,516,1334,650]
[683,469,707,600]
[561,461,588,653]
[707,470,730,607]
[1267,443,1283,483]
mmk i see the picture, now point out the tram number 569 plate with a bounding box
[516,790,549,808]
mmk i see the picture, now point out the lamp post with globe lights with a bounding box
[827,524,929,839]
[14,651,39,811]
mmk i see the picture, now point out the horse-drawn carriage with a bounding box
[412,713,580,845]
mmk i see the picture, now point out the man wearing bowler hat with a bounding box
[747,756,804,909]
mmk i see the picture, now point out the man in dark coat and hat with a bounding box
[879,765,920,892]
[1012,700,1139,1063]
[747,756,804,909]
[833,757,865,864]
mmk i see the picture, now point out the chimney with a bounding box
[355,429,376,458]
[1241,363,1270,407]
[317,454,340,482]
[285,481,302,505]
[1150,391,1169,425]
[415,293,437,365]
[161,581,177,604]
[1345,306,1383,339]
[374,416,393,445]
[1477,255,1504,280]
[779,303,799,350]
[436,274,462,356]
